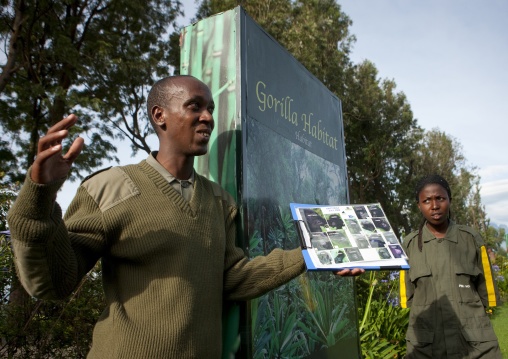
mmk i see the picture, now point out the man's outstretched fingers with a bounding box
[63,137,84,162]
[31,114,81,184]
[46,114,78,134]
[37,130,68,153]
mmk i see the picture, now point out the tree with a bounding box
[342,60,421,236]
[0,179,18,231]
[0,234,105,358]
[484,226,506,254]
[196,0,494,237]
[80,0,184,156]
[0,0,182,185]
[403,129,486,233]
[0,0,24,93]
[197,0,354,98]
[0,1,182,356]
[0,170,106,358]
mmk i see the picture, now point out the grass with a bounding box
[491,301,508,358]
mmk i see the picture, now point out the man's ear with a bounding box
[152,106,166,129]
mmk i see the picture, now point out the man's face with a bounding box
[160,77,215,157]
[417,183,450,230]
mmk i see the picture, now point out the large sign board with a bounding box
[245,16,345,168]
[181,7,359,359]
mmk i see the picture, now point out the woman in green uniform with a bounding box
[400,174,502,358]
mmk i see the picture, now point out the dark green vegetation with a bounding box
[491,255,508,358]
[1,0,182,356]
[1,0,506,358]
[487,238,508,359]
[355,271,409,358]
[0,0,182,184]
[1,230,104,357]
[243,123,356,357]
[491,303,508,358]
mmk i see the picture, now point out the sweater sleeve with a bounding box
[7,172,106,300]
[222,205,306,301]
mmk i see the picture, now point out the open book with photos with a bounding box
[290,203,409,271]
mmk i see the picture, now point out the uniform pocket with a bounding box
[455,264,481,304]
[460,324,500,358]
[409,264,432,283]
[406,327,434,359]
[461,326,498,342]
[409,265,433,306]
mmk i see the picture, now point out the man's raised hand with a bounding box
[31,114,84,184]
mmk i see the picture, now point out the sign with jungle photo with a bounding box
[291,203,409,270]
[182,6,360,358]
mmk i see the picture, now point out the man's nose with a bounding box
[200,109,214,123]
[430,199,439,209]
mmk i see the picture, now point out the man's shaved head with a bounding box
[147,75,200,135]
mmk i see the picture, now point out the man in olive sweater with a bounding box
[8,75,362,358]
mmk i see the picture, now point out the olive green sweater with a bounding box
[7,160,305,358]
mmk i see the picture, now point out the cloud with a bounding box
[481,179,508,199]
[485,200,508,227]
[479,165,508,182]
[481,179,508,226]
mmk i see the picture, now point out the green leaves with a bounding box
[359,301,410,359]
[0,0,183,184]
[251,294,303,359]
[0,230,105,357]
[360,329,399,359]
[250,274,356,358]
[357,272,410,359]
[299,288,352,348]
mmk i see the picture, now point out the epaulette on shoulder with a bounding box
[457,224,485,247]
[80,166,139,212]
[203,176,236,207]
[81,166,113,184]
[403,231,418,245]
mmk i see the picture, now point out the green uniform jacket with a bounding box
[7,161,306,359]
[399,221,501,359]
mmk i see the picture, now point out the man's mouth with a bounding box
[197,129,211,139]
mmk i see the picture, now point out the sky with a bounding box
[337,0,508,227]
[58,0,508,227]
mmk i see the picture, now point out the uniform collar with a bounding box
[146,151,195,185]
[422,220,458,243]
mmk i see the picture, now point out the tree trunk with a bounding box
[0,0,26,94]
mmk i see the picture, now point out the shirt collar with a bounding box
[422,220,458,243]
[146,151,195,185]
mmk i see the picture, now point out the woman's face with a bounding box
[418,183,451,231]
